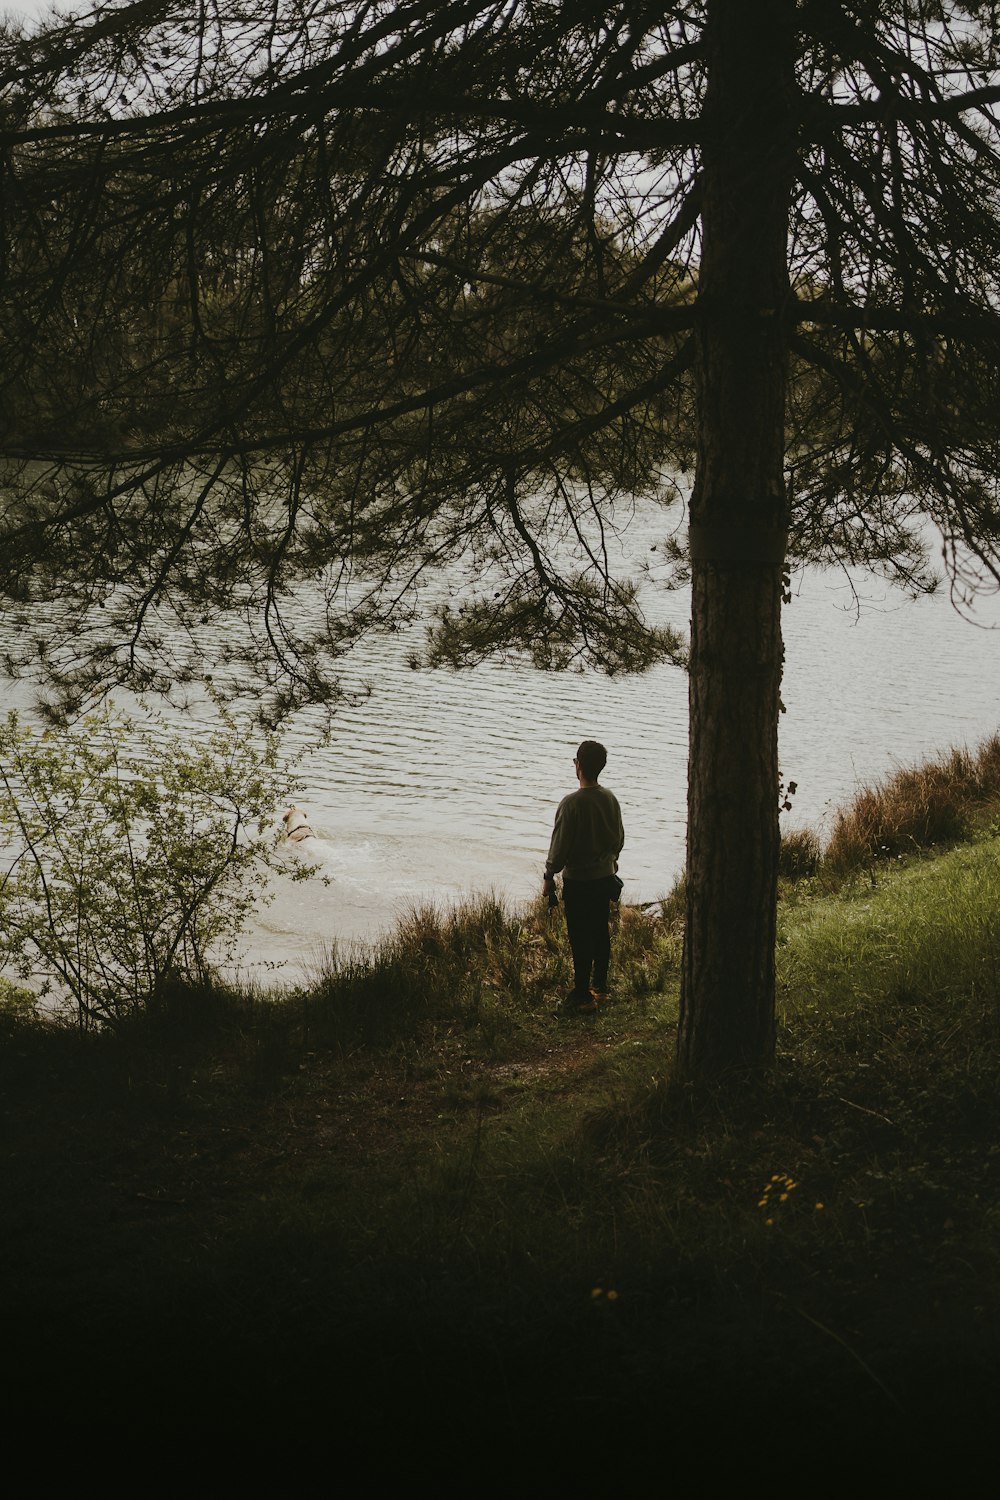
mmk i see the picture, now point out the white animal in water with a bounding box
[282,805,316,843]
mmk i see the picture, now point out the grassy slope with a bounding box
[3,844,1000,1470]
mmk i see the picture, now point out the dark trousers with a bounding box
[562,876,612,994]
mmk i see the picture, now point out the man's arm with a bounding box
[543,796,574,891]
[544,801,569,879]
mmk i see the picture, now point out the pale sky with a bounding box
[4,0,74,23]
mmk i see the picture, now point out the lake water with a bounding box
[4,508,999,988]
[239,519,1000,984]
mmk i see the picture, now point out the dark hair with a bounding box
[576,740,607,780]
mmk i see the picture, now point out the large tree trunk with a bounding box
[677,0,795,1076]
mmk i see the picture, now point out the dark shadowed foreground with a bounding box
[2,826,1000,1474]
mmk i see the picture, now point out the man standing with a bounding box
[542,740,625,1014]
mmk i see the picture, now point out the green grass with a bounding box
[4,814,1000,1470]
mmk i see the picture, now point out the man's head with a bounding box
[575,740,607,782]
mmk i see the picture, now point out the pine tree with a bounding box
[3,0,1000,1073]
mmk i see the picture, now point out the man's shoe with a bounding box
[561,989,598,1014]
[590,988,610,1006]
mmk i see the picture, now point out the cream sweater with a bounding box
[544,784,625,882]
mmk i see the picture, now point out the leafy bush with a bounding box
[778,827,821,880]
[0,708,298,1026]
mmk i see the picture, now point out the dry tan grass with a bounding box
[826,734,1000,872]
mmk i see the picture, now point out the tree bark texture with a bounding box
[678,0,795,1076]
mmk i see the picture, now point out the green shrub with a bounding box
[0,707,299,1027]
[778,827,821,880]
